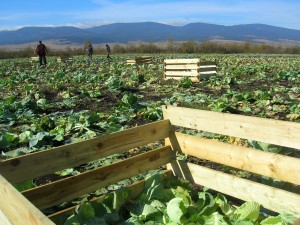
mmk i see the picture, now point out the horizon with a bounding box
[1,0,300,31]
[3,21,300,32]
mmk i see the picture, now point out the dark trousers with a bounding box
[88,54,92,64]
[39,55,47,65]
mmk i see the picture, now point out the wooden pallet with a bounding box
[0,107,299,224]
[126,56,153,65]
[164,58,216,82]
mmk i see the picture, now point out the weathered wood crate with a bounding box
[1,106,299,224]
[30,57,40,64]
[57,56,74,64]
[126,56,153,65]
[164,58,217,82]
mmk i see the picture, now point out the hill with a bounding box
[1,22,300,45]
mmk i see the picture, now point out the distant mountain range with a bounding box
[1,22,300,45]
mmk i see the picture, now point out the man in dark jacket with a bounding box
[87,44,93,64]
[35,41,48,66]
[106,44,112,60]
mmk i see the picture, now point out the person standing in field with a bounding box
[35,41,48,66]
[106,44,112,60]
[87,44,93,64]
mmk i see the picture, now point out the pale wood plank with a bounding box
[0,210,13,225]
[30,57,39,61]
[165,64,199,70]
[200,65,216,68]
[30,57,40,65]
[165,71,199,76]
[0,175,55,225]
[127,56,152,64]
[57,57,73,63]
[167,161,300,217]
[162,105,300,149]
[22,146,175,209]
[166,132,300,185]
[0,120,171,184]
[199,71,217,74]
[164,59,200,64]
[49,170,173,225]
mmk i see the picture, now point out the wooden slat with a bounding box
[0,120,171,184]
[166,132,300,185]
[126,60,136,65]
[0,210,12,225]
[200,71,216,74]
[200,65,216,68]
[127,57,152,65]
[30,57,39,62]
[165,64,199,70]
[0,175,55,225]
[22,146,175,209]
[162,105,300,150]
[165,71,199,76]
[164,59,200,64]
[57,57,73,63]
[167,161,300,217]
[49,170,173,225]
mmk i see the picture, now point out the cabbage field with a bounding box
[1,54,299,154]
[0,54,299,224]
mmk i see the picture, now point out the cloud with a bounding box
[72,0,300,29]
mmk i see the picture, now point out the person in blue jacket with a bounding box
[87,44,93,64]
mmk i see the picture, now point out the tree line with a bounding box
[1,39,300,59]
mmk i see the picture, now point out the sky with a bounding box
[1,0,300,31]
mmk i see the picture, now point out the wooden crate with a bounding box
[1,106,299,224]
[162,105,300,217]
[30,57,40,64]
[164,58,216,82]
[57,56,73,64]
[0,120,174,225]
[126,56,153,65]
